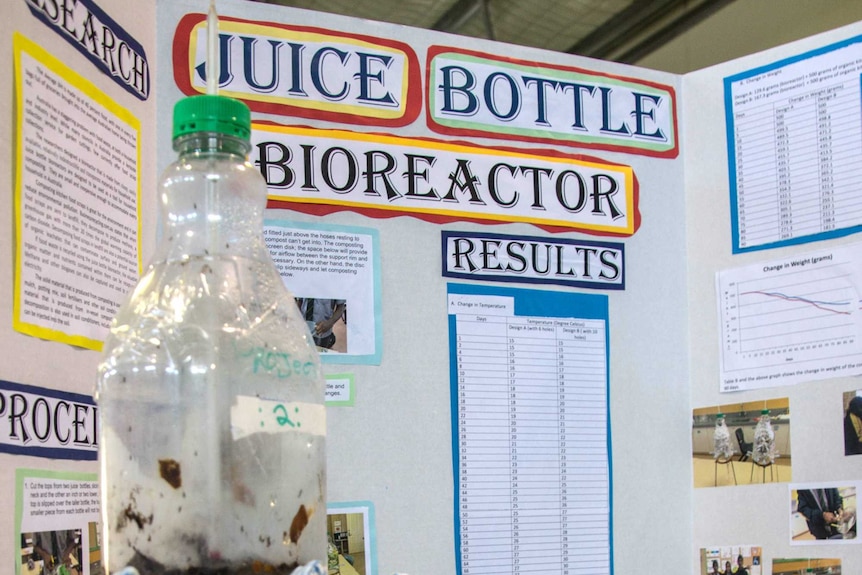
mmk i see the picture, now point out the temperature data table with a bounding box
[449,287,610,575]
[725,36,862,253]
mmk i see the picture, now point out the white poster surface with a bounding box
[717,242,862,392]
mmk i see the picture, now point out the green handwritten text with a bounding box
[242,346,316,379]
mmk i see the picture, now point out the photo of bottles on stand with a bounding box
[691,399,790,488]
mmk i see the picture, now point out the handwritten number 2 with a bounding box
[273,404,298,428]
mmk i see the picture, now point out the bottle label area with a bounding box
[230,395,326,440]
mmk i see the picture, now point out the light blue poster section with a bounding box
[264,219,382,365]
[447,282,613,575]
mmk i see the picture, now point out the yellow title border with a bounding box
[12,33,142,351]
[258,124,636,235]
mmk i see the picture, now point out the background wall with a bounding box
[639,0,862,73]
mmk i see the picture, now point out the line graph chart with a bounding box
[741,289,854,316]
[717,246,862,391]
[732,272,855,353]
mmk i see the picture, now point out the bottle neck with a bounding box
[155,131,268,264]
[174,132,251,158]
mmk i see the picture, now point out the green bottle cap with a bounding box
[716,413,724,418]
[761,409,769,414]
[172,94,251,141]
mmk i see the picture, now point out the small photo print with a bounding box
[790,483,858,544]
[20,528,86,575]
[265,221,381,364]
[842,389,862,455]
[773,558,841,574]
[699,546,762,575]
[296,297,348,354]
[692,399,790,488]
[327,502,376,575]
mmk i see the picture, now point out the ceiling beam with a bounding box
[567,0,737,64]
[616,0,738,63]
[431,0,483,33]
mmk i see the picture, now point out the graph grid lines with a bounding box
[721,263,859,371]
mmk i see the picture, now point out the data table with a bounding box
[453,313,610,575]
[726,38,862,252]
[731,82,862,249]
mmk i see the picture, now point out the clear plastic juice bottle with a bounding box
[712,413,734,460]
[96,94,326,574]
[752,408,776,465]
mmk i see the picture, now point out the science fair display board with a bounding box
[0,1,859,574]
[1,2,156,575]
[154,3,689,574]
[685,20,862,575]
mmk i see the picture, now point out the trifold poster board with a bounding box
[0,1,860,574]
